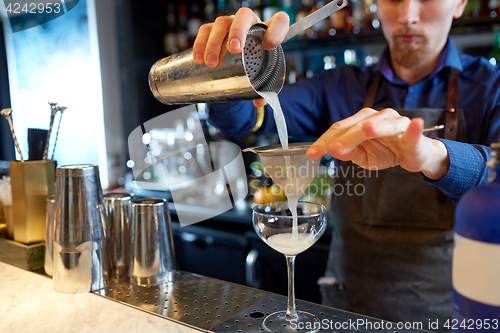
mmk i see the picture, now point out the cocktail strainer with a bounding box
[243,24,285,92]
[244,143,320,199]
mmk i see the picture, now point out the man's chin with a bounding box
[392,50,426,68]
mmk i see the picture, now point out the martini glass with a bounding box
[252,201,327,333]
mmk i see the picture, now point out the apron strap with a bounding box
[444,67,460,141]
[364,71,382,109]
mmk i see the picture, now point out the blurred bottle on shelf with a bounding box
[488,26,500,65]
[363,0,380,30]
[488,0,500,17]
[281,0,296,25]
[263,0,280,22]
[462,0,483,19]
[205,0,217,22]
[187,3,203,47]
[344,49,358,66]
[350,0,366,34]
[177,4,189,51]
[323,55,336,70]
[301,0,322,38]
[252,0,265,20]
[329,7,347,35]
[163,3,178,55]
[295,0,308,38]
[228,0,241,15]
[217,0,227,16]
[285,56,303,84]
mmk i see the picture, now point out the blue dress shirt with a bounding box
[208,38,500,202]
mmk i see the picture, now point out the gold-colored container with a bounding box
[0,203,5,238]
[10,160,55,244]
[3,205,14,239]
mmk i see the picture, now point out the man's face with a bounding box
[377,0,467,68]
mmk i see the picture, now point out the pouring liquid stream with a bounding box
[257,91,298,239]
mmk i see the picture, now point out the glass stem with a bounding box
[285,255,297,320]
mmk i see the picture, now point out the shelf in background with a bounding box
[282,16,500,53]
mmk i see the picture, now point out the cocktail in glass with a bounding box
[252,201,327,332]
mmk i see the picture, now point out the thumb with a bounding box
[402,117,424,147]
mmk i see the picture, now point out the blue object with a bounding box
[453,143,500,332]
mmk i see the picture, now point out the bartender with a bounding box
[192,0,500,331]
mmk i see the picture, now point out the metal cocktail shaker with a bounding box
[53,165,110,293]
[149,24,285,104]
[44,195,55,277]
[103,193,132,283]
[130,197,177,285]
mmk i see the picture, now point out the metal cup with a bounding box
[53,164,110,293]
[103,193,132,282]
[149,24,285,105]
[44,195,55,276]
[130,197,176,285]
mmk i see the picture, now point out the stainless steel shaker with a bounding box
[103,193,132,282]
[130,198,177,285]
[149,23,286,104]
[44,195,55,277]
[53,165,110,293]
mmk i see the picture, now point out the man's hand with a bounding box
[192,8,290,108]
[306,108,450,180]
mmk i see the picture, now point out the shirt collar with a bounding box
[375,37,463,85]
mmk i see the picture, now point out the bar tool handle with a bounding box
[283,0,348,43]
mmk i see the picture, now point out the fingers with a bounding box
[204,16,233,67]
[332,109,411,156]
[361,110,411,138]
[193,24,212,65]
[306,108,378,159]
[263,12,290,50]
[306,122,346,159]
[332,108,379,129]
[253,99,268,108]
[227,8,262,54]
[306,108,414,160]
[193,8,262,67]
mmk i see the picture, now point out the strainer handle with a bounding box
[282,0,349,43]
[243,147,258,154]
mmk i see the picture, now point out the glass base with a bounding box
[262,310,320,333]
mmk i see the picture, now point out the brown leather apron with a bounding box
[322,68,467,332]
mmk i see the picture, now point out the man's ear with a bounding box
[453,0,468,19]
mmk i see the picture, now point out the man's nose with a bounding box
[398,0,419,26]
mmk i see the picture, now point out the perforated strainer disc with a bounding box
[244,143,320,199]
[243,24,286,93]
